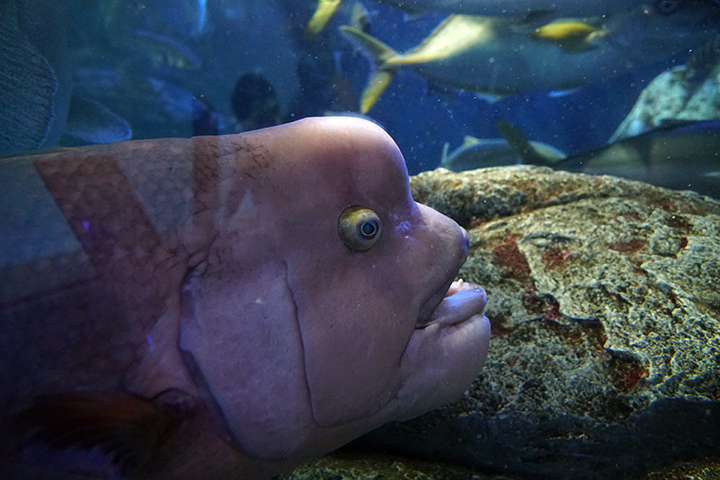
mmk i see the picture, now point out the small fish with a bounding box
[341,2,720,113]
[0,117,490,479]
[498,119,720,197]
[530,21,606,52]
[441,135,566,172]
[63,95,132,144]
[124,30,202,70]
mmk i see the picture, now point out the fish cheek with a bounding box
[287,234,420,428]
[178,260,317,460]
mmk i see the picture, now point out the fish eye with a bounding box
[338,206,382,251]
[654,0,681,14]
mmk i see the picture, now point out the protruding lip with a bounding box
[416,229,487,329]
[420,279,487,328]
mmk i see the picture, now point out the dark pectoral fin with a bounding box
[12,391,187,475]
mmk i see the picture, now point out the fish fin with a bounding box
[305,0,342,40]
[340,26,399,112]
[12,391,190,475]
[441,142,450,164]
[64,94,132,144]
[340,25,398,65]
[360,69,396,113]
[350,2,371,33]
[461,136,481,148]
[496,120,553,166]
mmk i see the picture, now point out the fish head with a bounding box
[178,117,490,462]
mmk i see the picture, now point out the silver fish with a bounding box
[441,135,566,172]
[0,117,490,479]
[342,1,720,112]
[498,119,720,197]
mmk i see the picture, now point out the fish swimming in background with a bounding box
[101,0,208,40]
[0,0,69,152]
[341,0,720,113]
[375,0,650,20]
[305,0,371,39]
[497,119,720,198]
[0,0,134,154]
[441,135,566,172]
[0,117,491,479]
[123,30,203,71]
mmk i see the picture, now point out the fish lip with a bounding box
[416,230,487,329]
[419,280,487,329]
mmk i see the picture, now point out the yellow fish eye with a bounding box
[338,206,382,251]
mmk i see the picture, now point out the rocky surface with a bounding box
[338,166,720,480]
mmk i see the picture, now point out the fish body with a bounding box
[342,1,720,112]
[441,135,565,172]
[0,117,490,478]
[500,119,720,197]
[376,0,648,19]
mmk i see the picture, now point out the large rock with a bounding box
[611,65,720,141]
[347,166,720,480]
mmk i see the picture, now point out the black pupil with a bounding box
[360,221,377,237]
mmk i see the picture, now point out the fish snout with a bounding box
[396,206,491,421]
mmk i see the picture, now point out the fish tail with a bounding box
[496,120,553,166]
[305,0,343,40]
[340,26,399,113]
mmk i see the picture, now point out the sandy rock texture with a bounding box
[346,166,720,480]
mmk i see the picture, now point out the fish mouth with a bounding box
[417,279,487,329]
[416,232,487,329]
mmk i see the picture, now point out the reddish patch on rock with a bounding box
[678,237,688,251]
[608,239,645,254]
[543,297,563,321]
[542,248,575,270]
[486,314,516,337]
[492,236,531,278]
[610,355,647,393]
[521,283,543,315]
[521,284,563,320]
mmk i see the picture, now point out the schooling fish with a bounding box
[0,117,491,479]
[341,0,720,113]
[497,119,720,197]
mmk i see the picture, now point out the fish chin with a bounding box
[397,282,490,422]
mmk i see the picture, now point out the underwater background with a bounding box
[4,0,718,184]
[2,1,720,479]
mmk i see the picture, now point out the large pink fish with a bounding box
[0,117,490,479]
